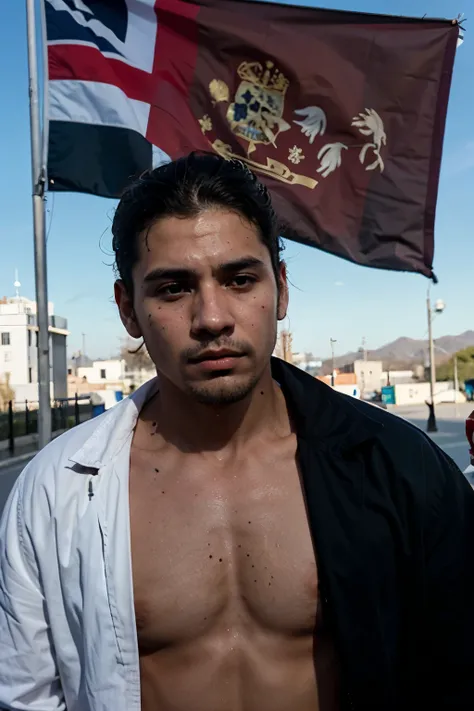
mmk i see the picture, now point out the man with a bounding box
[0,154,473,711]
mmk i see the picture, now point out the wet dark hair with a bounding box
[112,152,284,298]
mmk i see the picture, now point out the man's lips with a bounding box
[188,350,245,371]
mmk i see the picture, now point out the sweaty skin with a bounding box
[130,389,339,711]
[118,209,340,710]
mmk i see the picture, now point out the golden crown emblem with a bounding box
[237,61,289,95]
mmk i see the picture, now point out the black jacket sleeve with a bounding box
[422,438,474,708]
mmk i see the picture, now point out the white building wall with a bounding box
[381,370,414,386]
[0,298,68,401]
[28,330,38,384]
[353,360,384,394]
[0,297,54,317]
[14,382,55,406]
[333,384,361,399]
[393,381,453,406]
[77,359,125,384]
[0,314,29,384]
[124,368,156,390]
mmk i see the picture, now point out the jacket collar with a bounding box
[70,358,383,468]
[69,377,160,469]
[271,357,384,452]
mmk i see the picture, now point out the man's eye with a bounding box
[229,275,255,289]
[158,283,187,297]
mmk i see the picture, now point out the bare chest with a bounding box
[129,441,319,651]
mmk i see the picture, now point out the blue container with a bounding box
[92,403,106,418]
[381,385,395,405]
[465,381,474,402]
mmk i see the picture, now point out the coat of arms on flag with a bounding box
[197,59,388,192]
[45,0,461,279]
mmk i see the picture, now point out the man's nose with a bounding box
[190,284,235,338]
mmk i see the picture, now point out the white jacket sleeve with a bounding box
[0,470,65,710]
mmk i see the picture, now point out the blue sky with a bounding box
[0,0,471,360]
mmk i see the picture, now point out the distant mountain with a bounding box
[435,331,474,354]
[321,330,474,374]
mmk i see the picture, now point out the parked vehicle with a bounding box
[464,410,474,484]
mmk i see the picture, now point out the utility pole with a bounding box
[454,354,459,419]
[330,338,337,387]
[26,0,51,448]
[426,291,446,432]
[360,336,368,398]
[82,333,86,360]
[281,330,293,364]
[426,292,437,432]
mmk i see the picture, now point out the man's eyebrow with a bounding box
[217,257,266,273]
[144,267,192,283]
[143,257,266,283]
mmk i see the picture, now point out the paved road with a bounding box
[0,458,33,514]
[390,401,471,472]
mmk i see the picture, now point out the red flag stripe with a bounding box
[146,0,202,151]
[48,44,153,105]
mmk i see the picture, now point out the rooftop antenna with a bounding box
[14,269,21,301]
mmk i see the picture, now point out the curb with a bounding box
[0,452,36,472]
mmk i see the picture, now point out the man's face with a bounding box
[115,208,288,405]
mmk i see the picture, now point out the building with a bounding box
[68,357,155,398]
[123,364,156,392]
[77,358,126,385]
[381,369,416,386]
[68,358,126,398]
[292,352,323,375]
[318,373,357,387]
[273,330,293,362]
[388,381,454,406]
[273,332,322,375]
[341,359,384,395]
[317,372,360,398]
[0,295,69,405]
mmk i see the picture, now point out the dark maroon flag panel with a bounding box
[46,0,460,278]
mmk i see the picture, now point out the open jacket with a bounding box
[0,358,473,710]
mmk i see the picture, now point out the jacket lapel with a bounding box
[272,359,395,709]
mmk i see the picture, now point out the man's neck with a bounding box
[141,365,291,455]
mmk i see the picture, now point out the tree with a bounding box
[120,341,154,373]
[0,373,14,412]
[437,347,474,384]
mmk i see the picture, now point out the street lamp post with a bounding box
[330,338,337,387]
[426,290,445,433]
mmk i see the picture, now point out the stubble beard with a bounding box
[184,369,263,406]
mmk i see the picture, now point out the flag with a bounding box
[45,0,460,278]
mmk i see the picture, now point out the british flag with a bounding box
[46,0,185,195]
[45,0,459,279]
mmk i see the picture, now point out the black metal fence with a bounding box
[0,395,93,461]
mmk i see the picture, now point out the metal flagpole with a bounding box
[26,0,52,447]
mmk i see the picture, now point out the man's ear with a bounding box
[277,261,289,321]
[114,280,142,339]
